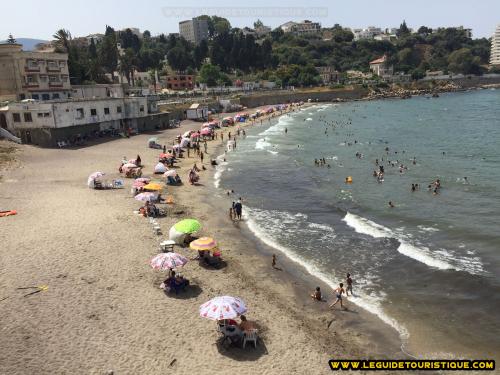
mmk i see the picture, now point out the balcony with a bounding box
[49,81,63,88]
[47,65,60,72]
[22,82,39,89]
[24,66,40,72]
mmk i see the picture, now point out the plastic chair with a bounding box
[243,329,258,348]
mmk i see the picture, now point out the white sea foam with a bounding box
[343,212,484,274]
[267,150,278,155]
[213,154,228,189]
[417,225,440,233]
[255,138,272,150]
[243,207,408,339]
[306,117,313,121]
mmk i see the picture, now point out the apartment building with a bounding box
[491,25,500,67]
[166,74,195,90]
[0,43,71,101]
[179,18,209,45]
[280,21,321,36]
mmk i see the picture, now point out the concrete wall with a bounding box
[239,88,368,107]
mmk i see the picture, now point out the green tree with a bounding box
[53,29,72,52]
[167,46,193,72]
[99,26,119,81]
[447,48,483,75]
[397,20,410,38]
[254,19,264,29]
[198,63,222,87]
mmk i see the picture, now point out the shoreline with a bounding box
[0,103,405,374]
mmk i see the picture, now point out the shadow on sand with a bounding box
[215,335,269,361]
[163,284,203,300]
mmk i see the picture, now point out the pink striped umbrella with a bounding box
[150,253,188,270]
[199,296,247,320]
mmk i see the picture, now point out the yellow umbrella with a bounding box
[143,182,163,191]
[189,237,217,251]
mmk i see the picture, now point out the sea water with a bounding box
[218,90,500,358]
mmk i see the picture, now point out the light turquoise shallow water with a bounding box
[218,89,500,357]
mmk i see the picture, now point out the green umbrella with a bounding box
[174,219,202,234]
[148,137,158,143]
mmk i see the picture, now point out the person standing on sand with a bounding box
[200,151,204,163]
[221,133,224,142]
[204,141,208,153]
[272,254,277,269]
[163,145,166,153]
[329,283,346,310]
[229,205,234,221]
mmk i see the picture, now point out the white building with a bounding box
[281,21,321,36]
[179,18,209,45]
[490,25,500,67]
[0,96,172,146]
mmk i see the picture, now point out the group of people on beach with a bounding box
[309,273,354,311]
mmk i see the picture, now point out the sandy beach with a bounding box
[0,106,403,375]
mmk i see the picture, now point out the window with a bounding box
[90,108,97,116]
[37,113,44,118]
[24,113,32,122]
[42,94,50,100]
[59,61,66,67]
[31,94,39,100]
[43,112,50,117]
[104,107,110,115]
[52,93,60,99]
[76,108,84,119]
[39,75,48,82]
[61,75,68,82]
[139,105,144,112]
[49,75,58,82]
[13,113,21,122]
[117,106,122,113]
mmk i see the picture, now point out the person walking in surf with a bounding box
[346,273,353,296]
[329,283,346,310]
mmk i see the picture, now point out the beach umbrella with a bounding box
[143,182,163,191]
[190,132,200,139]
[183,131,192,138]
[173,219,201,234]
[169,227,186,245]
[87,172,105,188]
[123,163,137,169]
[190,237,217,251]
[159,153,174,159]
[132,180,146,188]
[135,192,157,202]
[135,177,151,184]
[164,169,177,177]
[150,253,188,270]
[154,163,167,174]
[148,137,159,143]
[180,138,190,148]
[200,128,211,136]
[199,296,247,321]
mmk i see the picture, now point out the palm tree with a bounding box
[53,29,72,52]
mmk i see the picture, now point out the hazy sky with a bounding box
[2,0,499,40]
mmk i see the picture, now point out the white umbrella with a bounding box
[164,169,177,177]
[123,163,137,169]
[199,296,247,320]
[87,172,105,188]
[180,138,190,148]
[154,162,167,174]
[183,131,192,138]
[169,226,186,245]
[135,192,158,202]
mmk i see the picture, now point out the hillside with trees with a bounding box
[54,18,491,87]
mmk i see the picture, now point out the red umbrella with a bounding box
[160,153,173,159]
